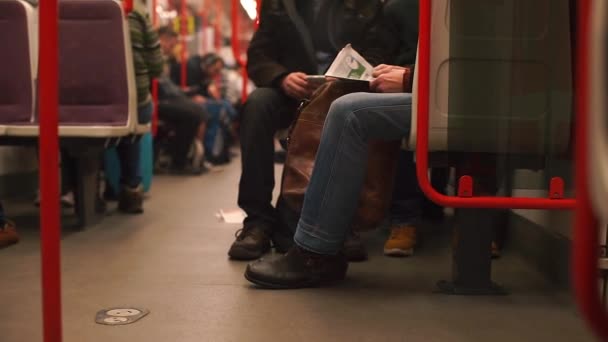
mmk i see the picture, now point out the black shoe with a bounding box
[118,184,144,214]
[342,232,368,262]
[244,245,348,289]
[228,225,272,260]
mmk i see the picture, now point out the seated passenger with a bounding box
[0,201,18,248]
[113,0,163,213]
[157,26,209,174]
[172,53,225,98]
[203,83,238,165]
[384,150,421,257]
[244,64,415,288]
[228,0,405,261]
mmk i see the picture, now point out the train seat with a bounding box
[0,0,37,134]
[407,0,573,161]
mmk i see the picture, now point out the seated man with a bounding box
[157,26,209,174]
[0,201,18,248]
[229,0,410,261]
[203,83,238,165]
[172,53,225,98]
[245,64,415,288]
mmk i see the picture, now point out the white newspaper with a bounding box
[325,44,374,82]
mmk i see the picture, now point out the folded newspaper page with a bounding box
[325,44,374,82]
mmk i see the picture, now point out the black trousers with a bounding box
[158,97,207,168]
[237,87,298,228]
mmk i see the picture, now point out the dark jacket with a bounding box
[385,0,419,66]
[247,0,419,88]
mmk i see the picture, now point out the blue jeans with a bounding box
[294,92,412,254]
[117,102,154,188]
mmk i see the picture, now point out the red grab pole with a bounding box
[231,0,248,103]
[415,0,576,210]
[123,0,133,14]
[39,0,62,341]
[573,0,608,338]
[151,0,159,136]
[180,0,188,89]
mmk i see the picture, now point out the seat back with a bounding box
[588,0,608,219]
[0,0,37,126]
[57,0,135,135]
[409,0,573,156]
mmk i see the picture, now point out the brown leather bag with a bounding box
[280,80,400,232]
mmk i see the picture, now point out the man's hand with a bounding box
[191,95,207,104]
[372,64,405,78]
[280,72,312,100]
[370,68,406,93]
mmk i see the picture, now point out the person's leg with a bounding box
[229,87,297,260]
[116,102,154,214]
[245,92,412,288]
[157,98,206,172]
[384,150,422,257]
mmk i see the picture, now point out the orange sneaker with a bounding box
[0,221,19,248]
[384,225,416,257]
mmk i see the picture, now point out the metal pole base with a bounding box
[436,280,508,295]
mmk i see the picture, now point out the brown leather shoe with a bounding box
[228,225,271,260]
[245,245,348,289]
[0,221,19,248]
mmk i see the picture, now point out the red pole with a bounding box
[180,0,188,89]
[200,9,206,54]
[573,0,608,338]
[231,0,249,103]
[255,0,261,30]
[123,0,133,14]
[39,0,62,341]
[151,0,159,136]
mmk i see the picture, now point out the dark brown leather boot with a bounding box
[244,245,348,289]
[228,225,272,260]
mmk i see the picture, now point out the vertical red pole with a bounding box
[151,0,159,136]
[39,0,62,341]
[255,0,261,30]
[200,9,206,55]
[573,0,608,339]
[180,0,188,89]
[231,0,249,103]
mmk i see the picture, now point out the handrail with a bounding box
[180,0,188,89]
[123,0,133,14]
[214,0,222,53]
[573,0,608,338]
[415,0,576,210]
[231,0,248,103]
[39,0,62,341]
[151,0,159,136]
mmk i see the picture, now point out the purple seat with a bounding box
[56,0,134,135]
[0,0,36,127]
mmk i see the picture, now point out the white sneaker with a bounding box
[34,190,75,208]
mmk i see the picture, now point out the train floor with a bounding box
[0,155,596,341]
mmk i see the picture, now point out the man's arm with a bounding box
[246,2,289,87]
